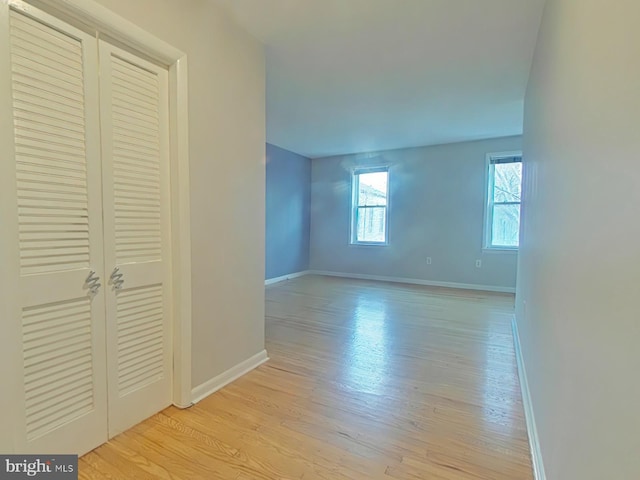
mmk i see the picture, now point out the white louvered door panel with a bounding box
[99,41,173,437]
[1,3,108,454]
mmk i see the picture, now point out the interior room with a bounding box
[0,1,638,479]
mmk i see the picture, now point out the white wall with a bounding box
[310,136,522,290]
[517,0,640,478]
[92,0,266,388]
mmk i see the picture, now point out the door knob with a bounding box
[85,270,101,295]
[110,267,124,290]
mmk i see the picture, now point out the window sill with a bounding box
[482,247,518,254]
[350,242,389,247]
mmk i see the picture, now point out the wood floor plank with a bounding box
[82,275,533,479]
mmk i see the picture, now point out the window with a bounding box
[485,153,522,249]
[351,168,389,244]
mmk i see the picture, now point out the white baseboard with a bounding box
[191,349,269,404]
[265,270,311,286]
[512,317,546,480]
[309,270,516,294]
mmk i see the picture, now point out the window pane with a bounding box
[358,172,387,206]
[357,206,386,242]
[493,162,522,203]
[491,204,520,247]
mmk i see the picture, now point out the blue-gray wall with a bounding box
[310,136,522,290]
[266,144,311,279]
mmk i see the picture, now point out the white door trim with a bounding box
[18,0,193,407]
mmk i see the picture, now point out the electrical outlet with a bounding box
[475,259,482,268]
[426,257,432,265]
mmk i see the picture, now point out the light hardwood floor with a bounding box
[80,275,533,479]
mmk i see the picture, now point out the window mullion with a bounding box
[494,201,521,206]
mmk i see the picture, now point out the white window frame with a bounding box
[350,166,390,246]
[483,151,522,252]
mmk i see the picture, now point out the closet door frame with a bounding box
[30,0,193,408]
[0,0,193,453]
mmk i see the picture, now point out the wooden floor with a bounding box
[80,275,533,479]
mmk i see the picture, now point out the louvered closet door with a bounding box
[1,3,108,454]
[98,41,173,437]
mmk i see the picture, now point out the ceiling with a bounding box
[215,0,546,158]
